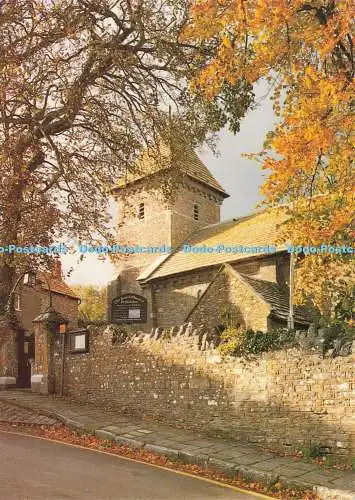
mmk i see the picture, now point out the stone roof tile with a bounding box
[142,208,288,281]
[111,141,228,197]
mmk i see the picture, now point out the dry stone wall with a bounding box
[57,324,355,462]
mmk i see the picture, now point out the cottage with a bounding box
[0,261,79,389]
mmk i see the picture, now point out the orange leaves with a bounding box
[185,0,354,312]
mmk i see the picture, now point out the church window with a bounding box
[193,204,199,220]
[138,202,145,219]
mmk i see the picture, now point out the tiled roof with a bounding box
[141,208,288,281]
[38,273,79,300]
[111,141,228,197]
[137,254,171,281]
[238,272,311,324]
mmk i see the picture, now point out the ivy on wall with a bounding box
[218,327,297,358]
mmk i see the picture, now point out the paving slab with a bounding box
[0,389,354,499]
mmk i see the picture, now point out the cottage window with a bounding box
[23,272,36,286]
[138,203,145,219]
[193,204,199,220]
[128,308,141,319]
[14,293,21,311]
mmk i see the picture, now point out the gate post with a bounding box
[0,325,17,390]
[31,308,68,394]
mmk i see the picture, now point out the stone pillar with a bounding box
[0,319,18,389]
[31,308,68,394]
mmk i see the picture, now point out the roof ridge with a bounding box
[38,271,79,299]
[238,272,280,287]
[111,141,229,197]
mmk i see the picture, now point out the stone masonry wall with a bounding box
[0,318,17,379]
[57,325,355,462]
[187,265,271,331]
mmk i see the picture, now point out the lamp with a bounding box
[59,323,67,334]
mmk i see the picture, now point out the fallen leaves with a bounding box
[0,422,319,499]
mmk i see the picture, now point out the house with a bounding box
[107,142,311,333]
[0,261,79,389]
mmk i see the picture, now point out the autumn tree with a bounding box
[71,284,107,324]
[184,0,354,316]
[0,0,254,315]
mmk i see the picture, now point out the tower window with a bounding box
[193,204,199,220]
[138,203,145,219]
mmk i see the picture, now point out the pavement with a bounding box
[0,390,354,500]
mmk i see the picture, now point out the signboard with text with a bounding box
[111,294,147,324]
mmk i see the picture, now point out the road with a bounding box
[0,431,266,500]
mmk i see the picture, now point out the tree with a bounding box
[72,284,107,324]
[183,0,354,315]
[0,0,254,314]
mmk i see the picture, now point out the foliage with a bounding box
[301,444,325,460]
[183,0,354,314]
[314,315,354,357]
[218,327,297,357]
[111,325,135,345]
[0,0,254,310]
[72,285,107,325]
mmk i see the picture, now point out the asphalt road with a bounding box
[0,432,265,500]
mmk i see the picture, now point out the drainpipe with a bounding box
[288,251,295,330]
[60,327,66,396]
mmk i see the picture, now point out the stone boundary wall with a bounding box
[56,324,355,462]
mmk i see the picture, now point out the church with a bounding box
[107,142,311,333]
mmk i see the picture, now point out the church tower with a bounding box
[107,142,229,328]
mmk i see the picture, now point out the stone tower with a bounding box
[107,141,229,328]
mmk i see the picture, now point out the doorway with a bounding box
[17,331,35,388]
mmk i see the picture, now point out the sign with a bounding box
[111,294,147,323]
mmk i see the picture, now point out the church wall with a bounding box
[231,257,277,282]
[276,254,290,287]
[115,179,173,270]
[187,267,270,332]
[153,268,215,327]
[151,256,281,330]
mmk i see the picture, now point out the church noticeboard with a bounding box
[111,294,147,324]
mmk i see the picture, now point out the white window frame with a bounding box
[14,293,21,311]
[138,202,145,220]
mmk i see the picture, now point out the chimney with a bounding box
[52,259,62,279]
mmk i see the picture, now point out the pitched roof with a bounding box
[141,208,288,282]
[111,141,228,198]
[38,272,79,300]
[238,272,311,324]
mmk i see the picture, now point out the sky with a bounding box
[62,81,276,287]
